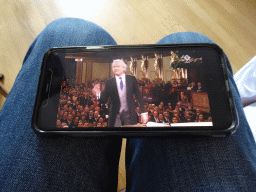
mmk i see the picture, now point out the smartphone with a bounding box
[32,44,238,137]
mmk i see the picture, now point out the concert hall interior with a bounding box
[57,47,212,129]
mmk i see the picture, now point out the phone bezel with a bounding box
[32,43,238,137]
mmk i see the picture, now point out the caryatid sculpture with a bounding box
[141,55,148,78]
[129,57,137,76]
[154,53,162,79]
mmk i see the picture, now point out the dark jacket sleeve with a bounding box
[99,79,111,104]
[132,76,145,113]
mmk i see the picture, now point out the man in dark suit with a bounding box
[176,101,185,114]
[158,113,165,123]
[66,114,75,128]
[150,111,159,123]
[163,111,171,124]
[195,82,206,92]
[86,110,96,124]
[93,59,148,127]
[80,92,88,106]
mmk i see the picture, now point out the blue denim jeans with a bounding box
[1,18,256,191]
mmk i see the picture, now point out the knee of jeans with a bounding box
[37,17,117,48]
[46,17,98,33]
[157,32,215,44]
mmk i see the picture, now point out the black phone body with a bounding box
[32,44,238,137]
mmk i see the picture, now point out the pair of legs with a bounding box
[114,110,131,127]
[1,18,256,191]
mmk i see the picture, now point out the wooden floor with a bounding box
[1,0,256,190]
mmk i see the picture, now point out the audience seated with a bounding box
[57,77,211,127]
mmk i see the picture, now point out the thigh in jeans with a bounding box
[126,32,256,192]
[0,18,122,192]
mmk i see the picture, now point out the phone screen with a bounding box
[57,46,214,128]
[34,44,236,136]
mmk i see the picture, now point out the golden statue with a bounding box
[154,53,161,79]
[129,57,134,75]
[170,50,178,64]
[141,55,146,78]
[170,50,178,80]
[172,69,177,80]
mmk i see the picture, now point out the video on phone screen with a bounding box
[56,48,213,128]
